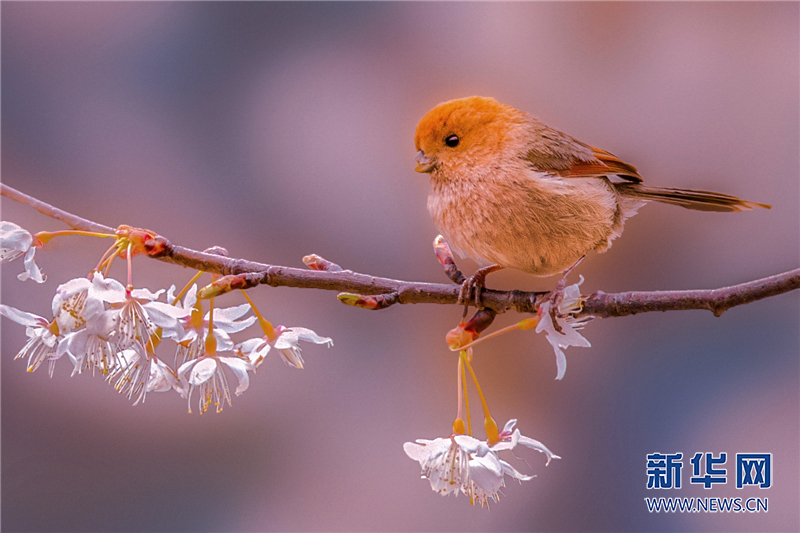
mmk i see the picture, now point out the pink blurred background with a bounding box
[2,3,798,532]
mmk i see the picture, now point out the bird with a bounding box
[413,96,771,314]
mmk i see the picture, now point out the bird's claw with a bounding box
[548,280,567,335]
[457,265,502,320]
[457,276,481,320]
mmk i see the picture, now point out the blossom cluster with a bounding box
[2,219,570,508]
[0,222,332,412]
[404,419,560,507]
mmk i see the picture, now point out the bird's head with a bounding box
[414,96,526,178]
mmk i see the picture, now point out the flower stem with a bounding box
[460,354,472,436]
[126,242,133,294]
[34,229,114,244]
[102,249,120,279]
[450,316,541,352]
[172,271,204,305]
[454,358,463,431]
[204,298,217,355]
[95,242,119,273]
[239,289,276,340]
[463,353,499,444]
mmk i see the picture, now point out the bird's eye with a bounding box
[445,135,459,148]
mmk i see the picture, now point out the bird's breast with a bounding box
[427,170,621,276]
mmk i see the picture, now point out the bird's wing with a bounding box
[524,139,643,183]
[559,147,643,183]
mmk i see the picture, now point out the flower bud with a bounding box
[303,254,342,272]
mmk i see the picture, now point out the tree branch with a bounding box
[3,183,797,318]
[582,270,800,318]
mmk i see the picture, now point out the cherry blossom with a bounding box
[404,419,559,507]
[0,221,45,283]
[236,326,332,369]
[0,304,62,375]
[536,277,592,380]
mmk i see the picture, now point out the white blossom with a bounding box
[536,276,592,380]
[0,304,62,375]
[176,351,252,414]
[108,347,176,405]
[57,309,121,376]
[404,419,559,507]
[87,274,187,351]
[165,285,256,364]
[403,436,470,497]
[51,276,105,333]
[0,221,45,282]
[237,326,332,370]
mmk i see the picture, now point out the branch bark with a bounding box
[3,183,798,319]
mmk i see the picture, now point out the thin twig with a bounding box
[1,183,115,234]
[3,183,798,318]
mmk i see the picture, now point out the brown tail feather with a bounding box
[614,183,771,212]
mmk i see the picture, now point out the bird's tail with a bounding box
[614,183,771,212]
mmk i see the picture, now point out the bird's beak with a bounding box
[415,150,435,173]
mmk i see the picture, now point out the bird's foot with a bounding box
[548,256,585,334]
[458,264,503,320]
[548,281,567,335]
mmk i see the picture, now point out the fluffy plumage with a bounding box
[414,96,770,277]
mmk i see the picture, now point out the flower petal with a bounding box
[219,356,251,395]
[536,300,591,380]
[205,303,255,332]
[147,358,177,392]
[129,287,165,301]
[0,304,47,327]
[213,329,236,352]
[188,358,217,386]
[547,335,568,380]
[19,247,45,283]
[289,327,333,346]
[177,358,197,377]
[89,273,127,304]
[516,434,562,466]
[236,337,270,367]
[468,453,505,493]
[236,337,267,354]
[497,457,534,482]
[145,301,191,341]
[183,284,198,309]
[166,285,178,305]
[500,419,517,437]
[0,221,33,258]
[273,333,299,350]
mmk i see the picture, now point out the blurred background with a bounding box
[2,3,798,532]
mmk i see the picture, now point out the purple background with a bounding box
[2,2,798,532]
